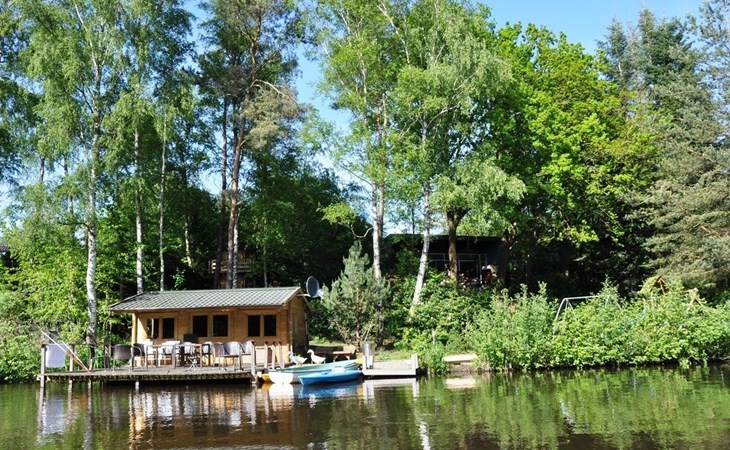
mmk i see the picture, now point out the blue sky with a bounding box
[485,0,699,53]
[296,0,701,123]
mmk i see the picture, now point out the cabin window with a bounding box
[264,315,277,337]
[247,314,277,337]
[147,318,160,339]
[146,317,176,339]
[213,314,229,337]
[192,315,208,338]
[162,318,175,339]
[247,315,260,337]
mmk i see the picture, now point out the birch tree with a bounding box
[18,0,131,352]
[388,0,520,302]
[315,0,405,280]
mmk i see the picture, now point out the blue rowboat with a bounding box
[298,367,362,386]
[267,359,359,384]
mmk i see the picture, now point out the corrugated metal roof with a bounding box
[109,286,302,313]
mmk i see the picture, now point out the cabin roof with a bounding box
[109,286,303,313]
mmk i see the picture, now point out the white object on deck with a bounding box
[45,344,67,368]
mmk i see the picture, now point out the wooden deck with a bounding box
[362,354,420,378]
[39,365,256,386]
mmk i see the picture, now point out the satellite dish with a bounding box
[306,276,324,299]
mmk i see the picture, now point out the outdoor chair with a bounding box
[131,344,146,368]
[200,342,216,366]
[240,340,257,370]
[221,341,242,370]
[139,341,156,367]
[157,340,179,366]
[112,344,134,371]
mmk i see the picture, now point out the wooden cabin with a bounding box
[384,234,502,285]
[108,286,310,357]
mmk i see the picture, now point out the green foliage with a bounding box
[463,282,730,371]
[0,330,37,383]
[395,275,492,371]
[550,287,628,367]
[602,8,730,298]
[494,23,638,297]
[319,242,389,348]
[0,293,38,382]
[467,284,554,370]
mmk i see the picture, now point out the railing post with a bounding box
[250,342,256,376]
[40,344,47,389]
[69,344,75,372]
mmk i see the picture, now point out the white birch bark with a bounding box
[159,115,167,291]
[135,128,144,294]
[412,186,431,306]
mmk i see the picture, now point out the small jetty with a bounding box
[38,342,259,387]
[362,354,420,378]
[443,353,477,365]
[40,366,256,386]
[39,342,422,386]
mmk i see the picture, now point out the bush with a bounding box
[467,284,554,370]
[550,286,628,367]
[391,275,492,372]
[0,321,38,383]
[460,281,730,371]
[399,276,491,349]
[319,242,389,348]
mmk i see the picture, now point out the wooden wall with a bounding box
[128,297,309,358]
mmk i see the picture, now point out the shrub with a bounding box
[0,321,38,383]
[550,285,628,368]
[467,284,554,370]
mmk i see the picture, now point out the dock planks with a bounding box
[362,354,419,378]
[39,366,255,385]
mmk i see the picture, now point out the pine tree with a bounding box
[321,241,389,347]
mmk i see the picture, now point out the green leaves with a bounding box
[463,283,730,371]
[319,241,389,347]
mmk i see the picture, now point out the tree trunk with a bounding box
[184,218,193,267]
[412,185,431,306]
[497,236,512,286]
[159,115,167,291]
[213,99,228,289]
[263,242,268,287]
[524,231,537,289]
[232,212,239,288]
[135,127,144,294]
[226,165,240,289]
[86,167,98,357]
[85,70,102,360]
[371,184,384,280]
[227,117,245,289]
[446,210,464,281]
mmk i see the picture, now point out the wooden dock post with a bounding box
[250,346,256,376]
[39,344,47,389]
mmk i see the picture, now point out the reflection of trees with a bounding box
[305,382,424,449]
[414,367,730,449]
[14,367,730,449]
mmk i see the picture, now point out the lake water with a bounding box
[1,365,729,449]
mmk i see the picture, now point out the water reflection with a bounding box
[14,365,730,449]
